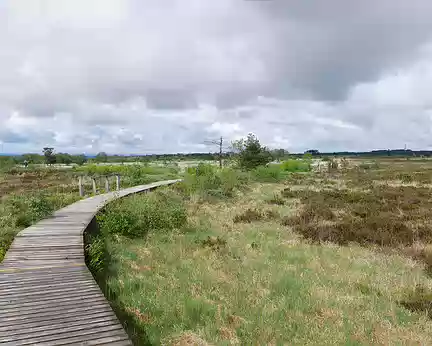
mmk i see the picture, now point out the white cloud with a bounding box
[1,0,432,154]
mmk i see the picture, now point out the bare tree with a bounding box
[204,136,224,168]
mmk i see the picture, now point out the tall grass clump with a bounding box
[97,190,187,238]
[3,193,55,228]
[252,165,283,182]
[251,159,311,183]
[88,189,187,275]
[280,159,311,172]
[178,163,248,200]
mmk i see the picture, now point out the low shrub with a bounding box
[398,173,414,183]
[400,285,432,318]
[267,193,285,205]
[357,161,380,171]
[3,193,55,228]
[281,187,299,198]
[233,208,279,223]
[234,208,263,223]
[294,217,413,247]
[283,204,335,227]
[97,190,187,238]
[280,159,311,172]
[179,164,248,201]
[252,165,283,182]
[0,228,15,261]
[86,235,106,275]
[27,194,55,221]
[201,236,227,250]
[280,185,432,247]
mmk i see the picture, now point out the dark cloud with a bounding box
[1,0,432,153]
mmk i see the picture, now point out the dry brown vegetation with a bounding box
[94,158,432,345]
[280,159,432,320]
[282,160,432,250]
[0,169,75,197]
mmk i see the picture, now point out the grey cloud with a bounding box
[1,0,432,153]
[252,0,432,100]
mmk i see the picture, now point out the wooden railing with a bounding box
[77,174,121,197]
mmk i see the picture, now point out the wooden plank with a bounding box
[0,318,121,342]
[0,179,180,345]
[1,323,125,344]
[0,310,115,331]
[1,298,110,320]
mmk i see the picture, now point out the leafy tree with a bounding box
[56,153,73,165]
[42,147,56,165]
[73,154,87,166]
[233,133,272,170]
[0,156,16,171]
[20,153,44,164]
[95,152,108,163]
[271,148,287,161]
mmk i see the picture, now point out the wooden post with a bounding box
[116,175,120,191]
[92,178,97,195]
[78,176,84,197]
[105,176,110,193]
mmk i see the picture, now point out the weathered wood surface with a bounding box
[0,180,180,345]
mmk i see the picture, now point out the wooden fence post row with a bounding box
[78,174,121,196]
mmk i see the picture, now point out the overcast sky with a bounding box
[1,0,432,154]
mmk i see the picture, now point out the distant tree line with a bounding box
[0,150,230,167]
[298,149,432,158]
[1,146,431,170]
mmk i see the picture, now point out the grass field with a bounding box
[90,158,432,345]
[0,164,181,261]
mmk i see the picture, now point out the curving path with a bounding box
[0,180,180,345]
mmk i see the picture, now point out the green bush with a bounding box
[3,193,55,228]
[97,190,187,238]
[86,235,106,275]
[280,159,311,172]
[252,165,283,182]
[179,164,248,201]
[28,194,55,221]
[219,168,249,197]
[0,228,15,261]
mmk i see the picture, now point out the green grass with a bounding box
[0,191,82,261]
[89,163,432,344]
[177,164,249,202]
[74,164,179,187]
[0,164,182,262]
[4,159,428,344]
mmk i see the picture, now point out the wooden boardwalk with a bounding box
[0,180,180,345]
